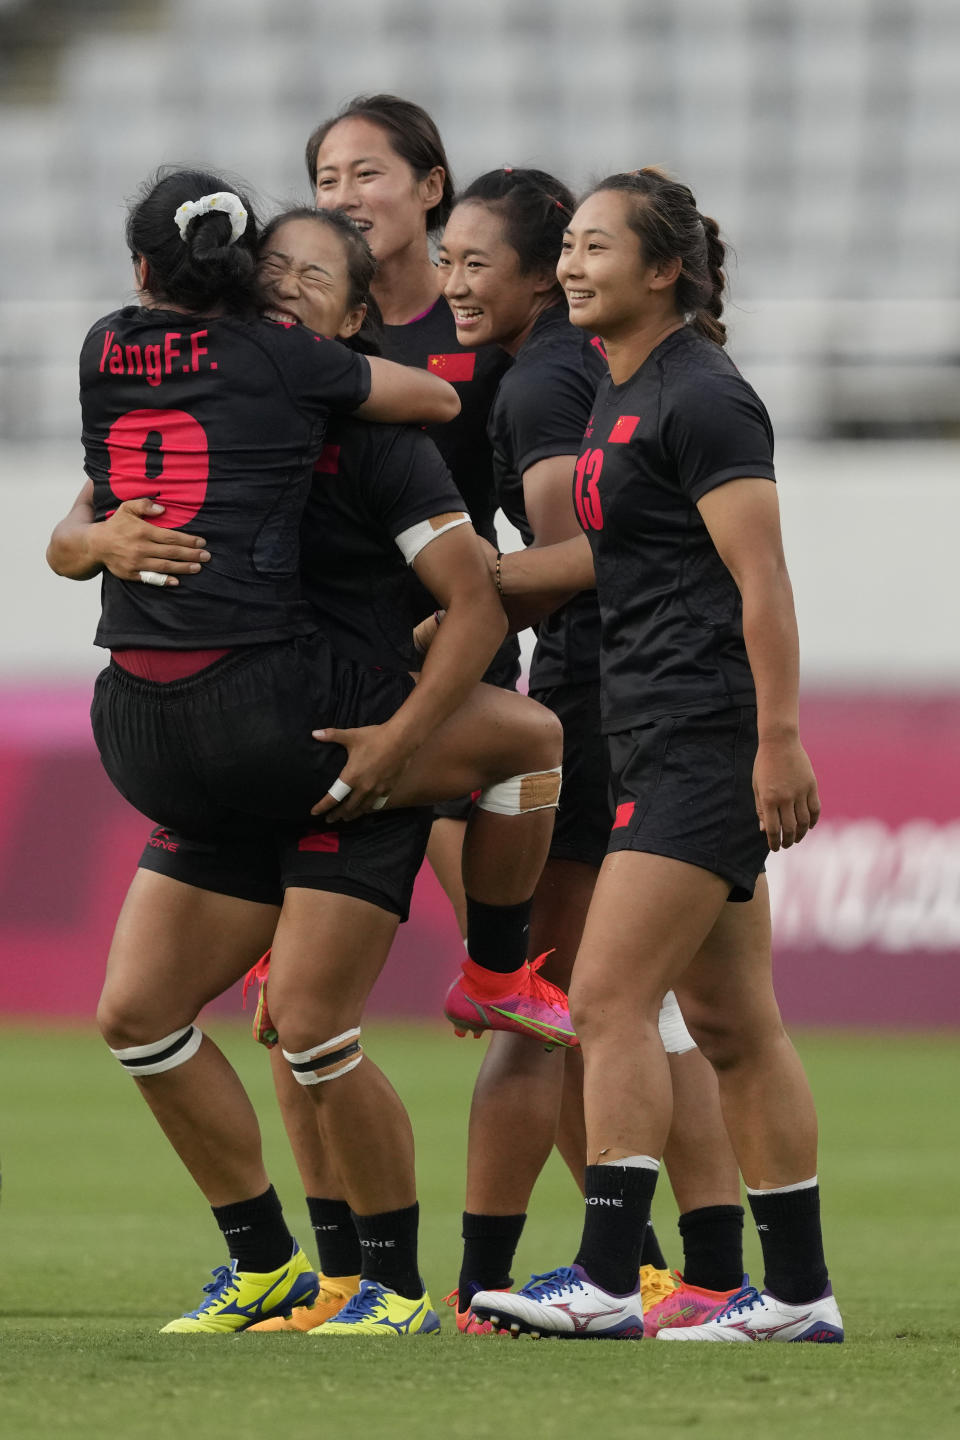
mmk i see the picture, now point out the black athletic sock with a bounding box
[458,1211,526,1310]
[306,1196,362,1278]
[352,1202,422,1301]
[211,1184,293,1273]
[639,1218,668,1271]
[678,1204,744,1292]
[464,895,531,974]
[747,1184,829,1304]
[574,1164,659,1296]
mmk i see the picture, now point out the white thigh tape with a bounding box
[658,990,696,1054]
[110,1023,203,1077]
[283,1027,363,1087]
[476,766,562,816]
[394,512,469,565]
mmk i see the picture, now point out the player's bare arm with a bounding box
[47,479,210,585]
[698,476,820,851]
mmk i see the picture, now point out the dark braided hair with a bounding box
[126,166,259,315]
[455,167,575,299]
[590,167,727,345]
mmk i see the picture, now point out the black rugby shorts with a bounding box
[137,803,433,921]
[606,705,769,902]
[530,680,610,869]
[92,635,414,843]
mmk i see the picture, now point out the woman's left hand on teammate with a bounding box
[310,723,415,821]
[753,735,821,851]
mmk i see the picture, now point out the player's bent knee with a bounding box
[476,766,562,816]
[283,1028,364,1087]
[658,990,697,1054]
[97,996,176,1048]
[108,1023,203,1078]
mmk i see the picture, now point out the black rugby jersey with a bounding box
[577,325,777,732]
[299,418,467,673]
[487,304,606,690]
[381,296,510,545]
[81,307,370,648]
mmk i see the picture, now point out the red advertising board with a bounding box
[1,688,957,1027]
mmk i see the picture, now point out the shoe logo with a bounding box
[489,1004,573,1037]
[553,1299,625,1333]
[218,1269,293,1321]
[755,1312,810,1340]
[727,1313,808,1340]
[374,1300,426,1335]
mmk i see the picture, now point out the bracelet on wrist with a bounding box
[495,551,504,595]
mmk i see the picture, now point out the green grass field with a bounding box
[1,1023,958,1440]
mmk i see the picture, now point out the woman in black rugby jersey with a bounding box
[50,179,567,1336]
[435,168,746,1335]
[470,169,843,1344]
[308,94,521,948]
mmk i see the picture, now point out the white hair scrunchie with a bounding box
[174,192,248,245]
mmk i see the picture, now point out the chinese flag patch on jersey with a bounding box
[612,801,636,829]
[428,353,476,382]
[608,415,640,444]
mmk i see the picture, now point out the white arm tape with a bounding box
[658,990,696,1054]
[394,512,470,566]
[327,777,352,803]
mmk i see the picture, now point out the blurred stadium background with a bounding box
[1,0,959,1029]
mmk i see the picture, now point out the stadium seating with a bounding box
[1,0,958,438]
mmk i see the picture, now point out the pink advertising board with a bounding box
[2,688,957,1027]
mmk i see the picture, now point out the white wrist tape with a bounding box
[476,766,562,815]
[110,1023,203,1077]
[327,777,352,803]
[658,990,696,1054]
[394,512,469,565]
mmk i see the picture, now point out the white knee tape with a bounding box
[476,766,562,816]
[110,1023,203,1077]
[658,991,696,1055]
[283,1027,363,1087]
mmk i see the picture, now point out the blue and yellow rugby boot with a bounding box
[160,1243,319,1333]
[311,1279,440,1337]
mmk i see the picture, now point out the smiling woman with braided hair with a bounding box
[469,167,843,1344]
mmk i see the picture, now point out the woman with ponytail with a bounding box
[437,168,745,1337]
[469,169,843,1344]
